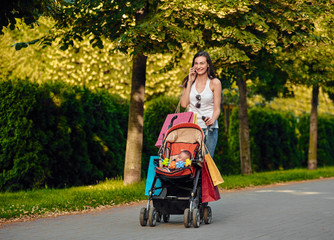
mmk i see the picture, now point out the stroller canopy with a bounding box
[161,123,205,160]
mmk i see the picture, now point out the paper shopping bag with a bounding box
[155,112,195,148]
[205,153,224,186]
[202,161,221,203]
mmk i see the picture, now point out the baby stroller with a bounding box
[139,122,213,228]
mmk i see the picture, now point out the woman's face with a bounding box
[193,56,209,76]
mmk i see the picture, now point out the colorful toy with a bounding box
[176,161,185,168]
[169,161,176,169]
[162,158,169,167]
[185,158,191,167]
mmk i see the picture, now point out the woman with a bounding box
[180,51,222,157]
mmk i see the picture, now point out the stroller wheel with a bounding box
[192,208,200,228]
[184,208,191,228]
[139,207,147,226]
[203,206,212,224]
[156,212,161,222]
[149,207,157,227]
[163,214,170,223]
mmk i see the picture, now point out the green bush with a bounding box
[0,79,128,191]
[227,108,242,174]
[80,88,129,180]
[213,107,235,175]
[248,107,301,171]
[0,80,47,190]
[229,107,301,172]
[298,114,334,167]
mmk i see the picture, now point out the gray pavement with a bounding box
[1,179,334,240]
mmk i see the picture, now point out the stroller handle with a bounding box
[168,115,178,129]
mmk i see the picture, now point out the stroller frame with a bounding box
[140,122,213,228]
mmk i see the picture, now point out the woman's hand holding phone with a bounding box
[188,67,197,84]
[202,116,213,126]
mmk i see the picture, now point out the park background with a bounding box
[1,1,334,193]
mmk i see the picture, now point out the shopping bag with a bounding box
[205,152,224,186]
[202,161,221,203]
[155,112,195,148]
[145,156,161,196]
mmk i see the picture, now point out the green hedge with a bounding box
[298,114,334,167]
[2,80,334,191]
[229,107,302,172]
[0,79,128,191]
[144,98,334,176]
[228,108,242,174]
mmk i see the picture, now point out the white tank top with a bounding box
[188,78,218,129]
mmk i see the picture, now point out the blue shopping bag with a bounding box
[145,156,162,196]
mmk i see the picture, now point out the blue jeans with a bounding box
[202,127,218,158]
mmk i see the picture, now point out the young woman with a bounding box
[180,51,222,157]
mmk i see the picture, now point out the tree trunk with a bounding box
[123,2,149,185]
[124,53,147,185]
[308,85,319,170]
[236,76,252,175]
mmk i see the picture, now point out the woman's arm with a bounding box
[180,84,191,108]
[180,68,196,108]
[205,78,221,126]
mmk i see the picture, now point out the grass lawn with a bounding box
[1,167,334,221]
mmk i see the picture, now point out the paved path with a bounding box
[1,179,334,240]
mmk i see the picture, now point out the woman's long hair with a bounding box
[182,51,216,88]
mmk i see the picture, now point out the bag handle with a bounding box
[175,97,190,113]
[203,143,211,161]
[175,100,181,113]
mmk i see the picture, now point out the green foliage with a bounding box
[44,0,202,55]
[278,44,334,87]
[0,80,47,190]
[201,0,315,76]
[79,88,129,180]
[227,108,242,174]
[298,114,334,167]
[213,110,233,175]
[229,107,302,172]
[249,107,301,171]
[143,101,334,175]
[0,17,192,101]
[0,18,51,82]
[0,0,51,33]
[2,0,333,187]
[0,79,128,191]
[276,0,334,89]
[250,56,291,101]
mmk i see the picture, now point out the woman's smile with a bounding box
[194,56,209,76]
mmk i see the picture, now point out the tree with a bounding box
[1,16,191,101]
[4,0,209,185]
[0,0,63,34]
[33,0,204,184]
[277,0,334,170]
[303,3,334,171]
[299,46,333,170]
[278,2,334,170]
[6,0,325,181]
[192,0,315,174]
